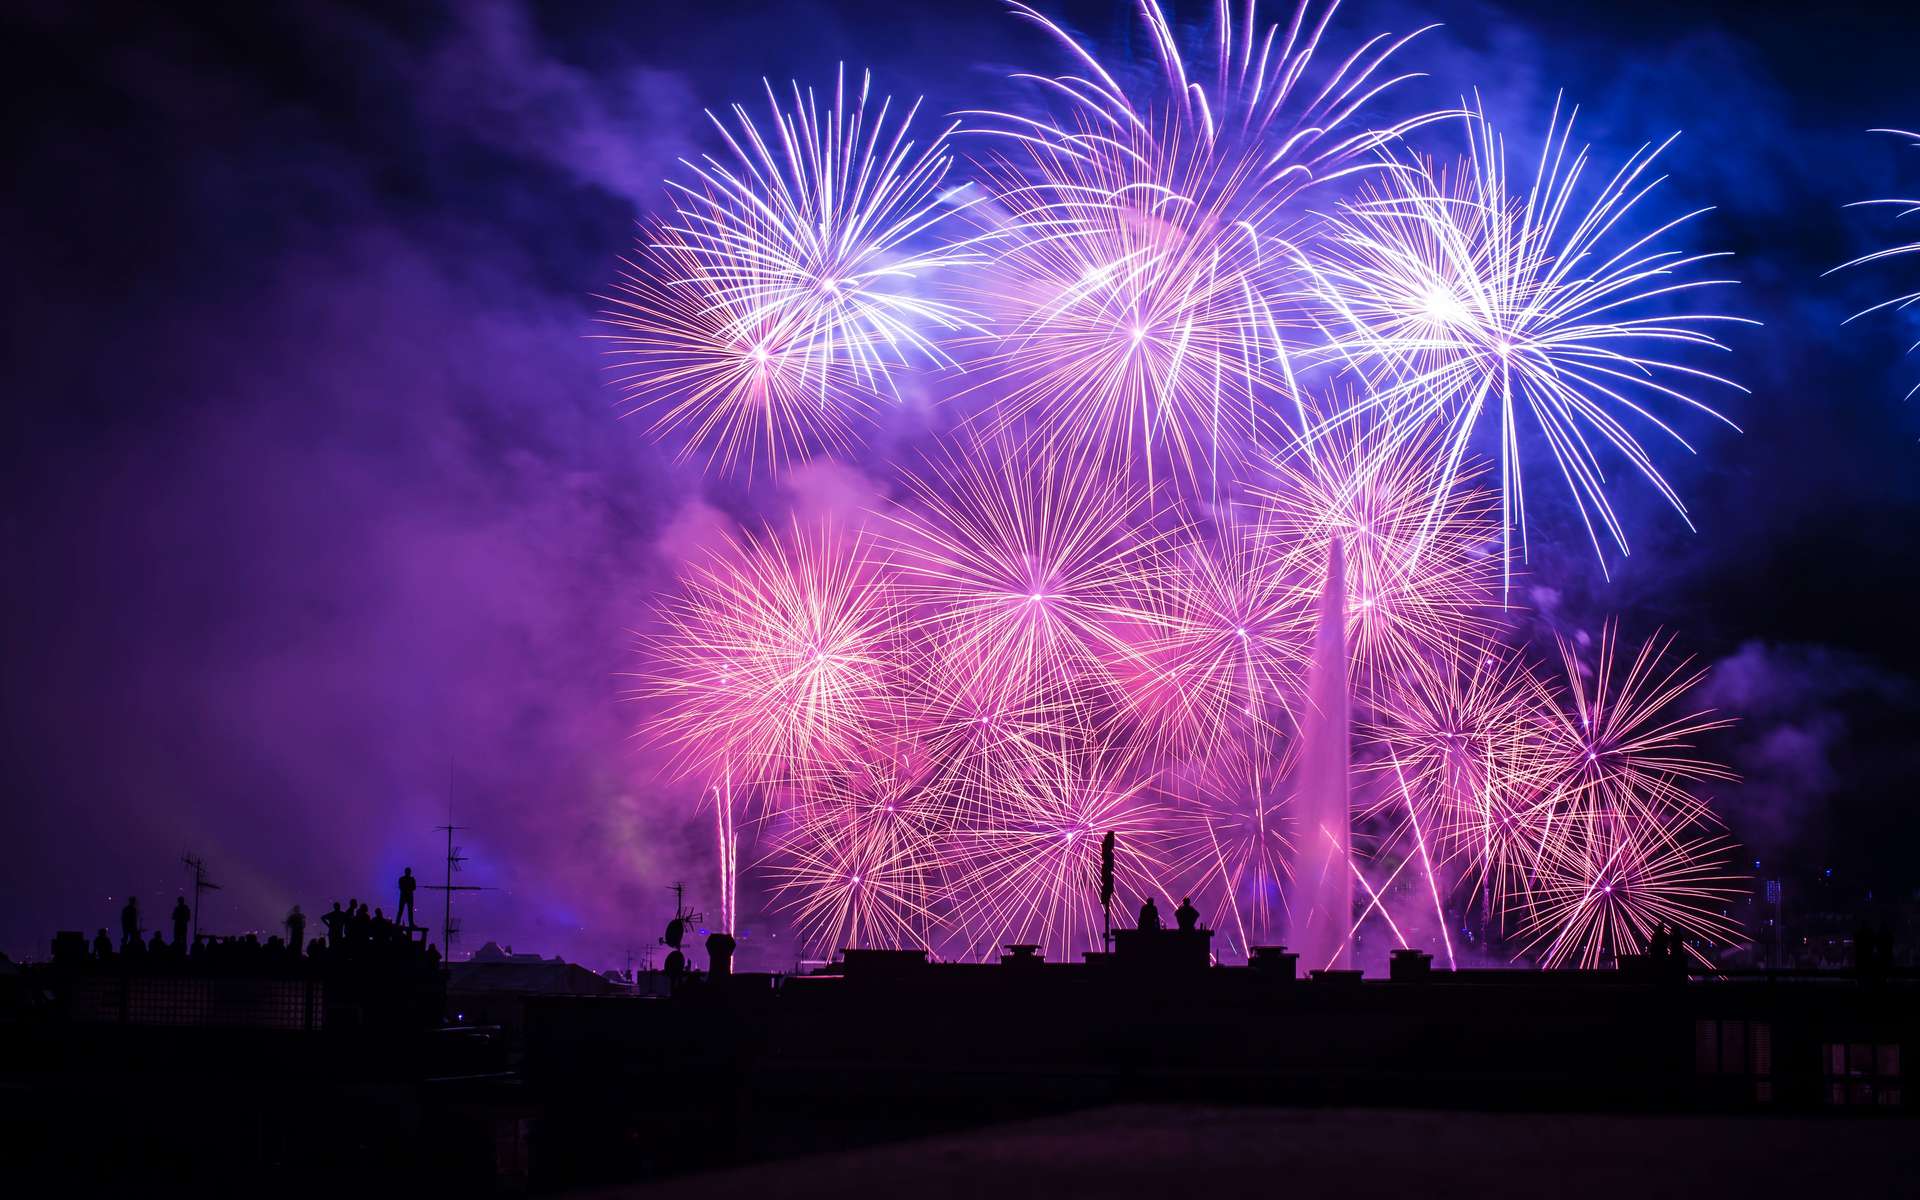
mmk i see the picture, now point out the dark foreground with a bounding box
[581,1103,1920,1200]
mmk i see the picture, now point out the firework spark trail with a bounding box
[1255,417,1501,684]
[599,66,983,477]
[1163,734,1295,957]
[1101,512,1304,761]
[1827,128,1920,399]
[882,434,1172,704]
[1302,97,1754,589]
[617,9,1754,971]
[1384,746,1456,970]
[1530,622,1736,834]
[1518,809,1745,969]
[942,746,1174,962]
[956,2,1442,492]
[763,764,947,956]
[635,519,900,796]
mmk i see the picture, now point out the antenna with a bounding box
[426,796,491,961]
[669,882,703,928]
[181,853,221,943]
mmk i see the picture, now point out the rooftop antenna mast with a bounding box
[427,797,490,961]
[181,853,221,943]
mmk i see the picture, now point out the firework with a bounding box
[1255,417,1501,683]
[614,6,1755,974]
[1303,98,1751,587]
[1517,808,1745,969]
[1828,128,1920,398]
[1002,0,1435,206]
[954,2,1438,490]
[763,763,946,956]
[1529,622,1736,831]
[1101,512,1305,760]
[599,66,981,476]
[1366,642,1549,892]
[882,435,1170,702]
[635,519,900,794]
[942,745,1174,962]
[1162,733,1295,958]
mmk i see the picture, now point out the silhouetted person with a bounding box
[371,907,393,943]
[396,868,417,927]
[1175,896,1199,933]
[92,928,113,961]
[322,902,346,947]
[120,895,140,949]
[171,896,191,948]
[348,902,371,945]
[1137,896,1162,932]
[148,930,167,957]
[285,905,306,956]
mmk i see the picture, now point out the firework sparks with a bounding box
[942,745,1173,962]
[1303,98,1752,587]
[1255,417,1501,682]
[1518,809,1745,969]
[634,519,899,794]
[599,66,982,476]
[764,764,947,957]
[954,2,1439,490]
[616,7,1755,973]
[1828,128,1920,399]
[1529,622,1737,831]
[883,435,1170,701]
[1162,733,1295,958]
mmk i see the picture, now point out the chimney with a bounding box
[1389,948,1433,982]
[1250,946,1299,980]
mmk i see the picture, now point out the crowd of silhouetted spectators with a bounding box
[54,875,442,979]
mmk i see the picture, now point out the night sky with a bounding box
[4,0,1918,968]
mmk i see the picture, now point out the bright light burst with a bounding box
[882,435,1168,700]
[764,764,946,957]
[956,1,1438,490]
[1102,512,1304,758]
[635,519,898,794]
[600,66,981,476]
[1828,128,1920,399]
[943,745,1173,962]
[1529,622,1736,829]
[617,6,1756,971]
[1518,809,1745,970]
[1304,98,1753,587]
[1255,417,1500,682]
[1162,733,1295,958]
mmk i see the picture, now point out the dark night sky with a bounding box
[4,0,1918,967]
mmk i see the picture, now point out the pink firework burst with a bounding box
[1255,417,1501,684]
[634,519,901,796]
[1518,808,1745,970]
[1161,732,1296,959]
[883,436,1171,704]
[1530,622,1736,830]
[1101,511,1305,761]
[942,745,1174,963]
[763,762,948,958]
